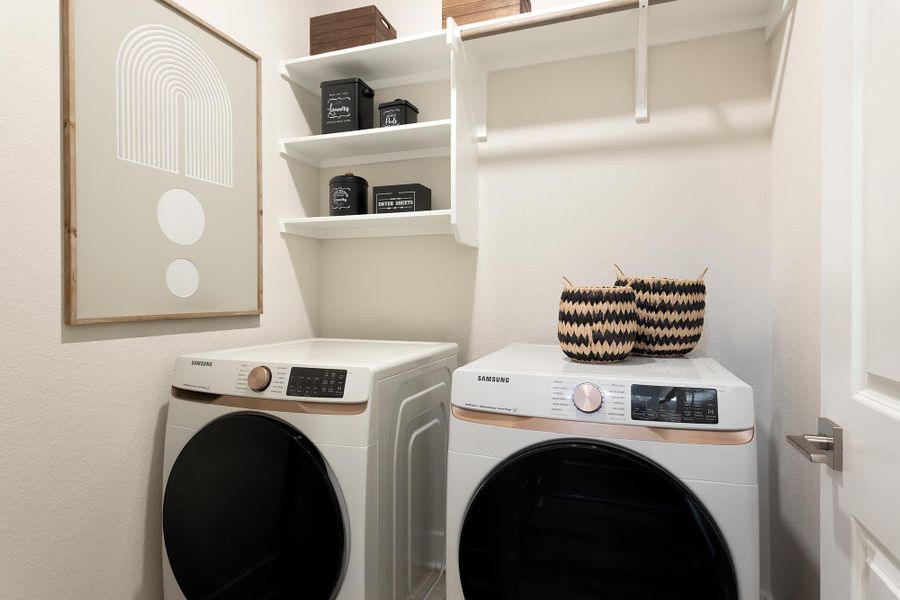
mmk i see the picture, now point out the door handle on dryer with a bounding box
[787,417,843,471]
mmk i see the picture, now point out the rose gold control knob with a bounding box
[571,383,605,413]
[247,366,272,392]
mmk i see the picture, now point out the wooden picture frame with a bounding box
[62,0,263,324]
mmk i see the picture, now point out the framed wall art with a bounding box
[63,0,262,324]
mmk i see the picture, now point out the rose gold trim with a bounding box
[451,407,754,445]
[171,387,368,415]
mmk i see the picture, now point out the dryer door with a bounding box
[459,440,738,600]
[163,413,346,600]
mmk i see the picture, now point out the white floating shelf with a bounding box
[280,210,453,240]
[281,31,450,95]
[280,120,452,168]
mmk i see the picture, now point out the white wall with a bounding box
[313,23,777,593]
[0,1,317,598]
[768,1,822,598]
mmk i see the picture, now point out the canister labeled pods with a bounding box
[329,174,368,216]
[378,99,419,127]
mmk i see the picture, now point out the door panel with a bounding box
[163,413,346,600]
[822,0,900,597]
[864,0,900,386]
[856,524,900,600]
[458,440,738,600]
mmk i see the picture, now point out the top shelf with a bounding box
[281,30,450,95]
[281,0,769,95]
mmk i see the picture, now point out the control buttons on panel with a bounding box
[247,366,272,392]
[570,383,605,414]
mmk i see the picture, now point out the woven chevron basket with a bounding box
[614,265,707,357]
[558,278,637,363]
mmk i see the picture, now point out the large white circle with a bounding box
[166,259,200,298]
[157,188,205,245]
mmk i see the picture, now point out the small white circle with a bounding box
[166,259,200,298]
[157,189,205,245]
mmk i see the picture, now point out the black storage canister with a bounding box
[320,78,375,134]
[373,183,431,214]
[379,99,419,127]
[329,174,368,216]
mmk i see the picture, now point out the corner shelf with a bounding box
[280,210,453,240]
[279,120,451,168]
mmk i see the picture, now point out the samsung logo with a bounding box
[477,376,510,384]
[191,360,213,367]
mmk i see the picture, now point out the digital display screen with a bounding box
[631,385,718,424]
[287,368,346,398]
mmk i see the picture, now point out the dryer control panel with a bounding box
[451,351,754,431]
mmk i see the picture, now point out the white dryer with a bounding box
[163,339,457,600]
[446,344,759,600]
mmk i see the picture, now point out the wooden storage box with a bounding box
[310,6,397,56]
[442,0,532,28]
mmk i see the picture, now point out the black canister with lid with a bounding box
[378,99,419,127]
[320,78,375,134]
[329,174,368,216]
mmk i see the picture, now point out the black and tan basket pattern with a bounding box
[614,266,707,357]
[558,281,637,363]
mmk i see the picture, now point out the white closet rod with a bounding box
[460,0,676,41]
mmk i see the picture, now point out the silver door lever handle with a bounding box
[787,417,843,471]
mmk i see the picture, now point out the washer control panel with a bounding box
[286,367,347,399]
[174,356,368,404]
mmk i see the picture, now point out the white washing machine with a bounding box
[162,339,457,600]
[446,344,759,600]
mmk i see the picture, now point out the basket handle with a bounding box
[562,276,575,287]
[697,267,709,281]
[614,264,626,279]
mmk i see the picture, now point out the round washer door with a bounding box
[459,440,738,600]
[163,413,346,600]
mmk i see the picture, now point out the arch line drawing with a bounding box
[116,23,233,187]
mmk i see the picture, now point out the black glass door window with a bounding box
[164,413,345,600]
[459,440,738,600]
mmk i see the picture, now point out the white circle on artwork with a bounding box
[157,188,205,245]
[166,259,200,298]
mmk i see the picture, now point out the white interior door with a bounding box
[818,1,900,598]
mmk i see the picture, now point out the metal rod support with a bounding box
[460,0,676,41]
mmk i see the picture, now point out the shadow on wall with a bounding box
[291,84,322,136]
[317,235,479,360]
[134,403,168,600]
[482,35,771,165]
[768,448,819,600]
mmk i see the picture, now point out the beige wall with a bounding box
[0,1,318,598]
[768,1,823,599]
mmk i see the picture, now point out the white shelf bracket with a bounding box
[634,0,649,123]
[448,17,488,142]
[765,0,796,42]
[446,17,465,61]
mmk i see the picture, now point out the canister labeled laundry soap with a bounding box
[373,183,431,213]
[320,78,375,134]
[378,99,419,127]
[329,174,368,216]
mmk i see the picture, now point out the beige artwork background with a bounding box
[65,0,261,323]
